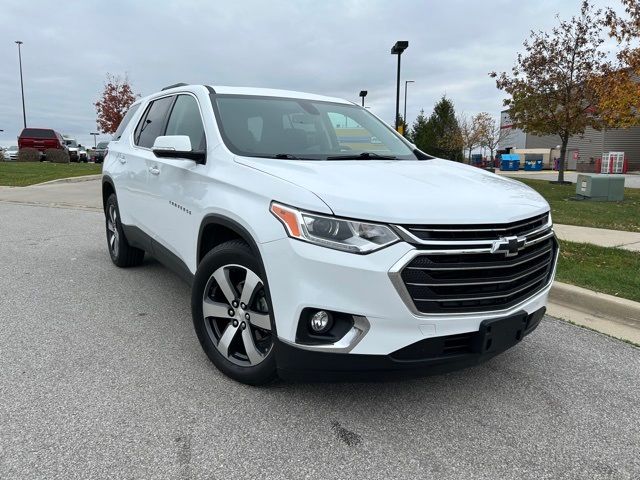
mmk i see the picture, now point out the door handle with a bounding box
[149,166,160,175]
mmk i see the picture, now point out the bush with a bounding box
[45,148,70,164]
[18,147,40,162]
[0,150,5,162]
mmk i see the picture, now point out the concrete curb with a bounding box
[33,174,102,186]
[549,281,640,330]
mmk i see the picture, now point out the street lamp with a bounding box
[403,80,414,135]
[90,132,100,148]
[359,90,368,107]
[390,40,408,132]
[15,41,26,129]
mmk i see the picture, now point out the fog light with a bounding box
[310,310,332,333]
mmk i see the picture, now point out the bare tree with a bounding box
[476,113,513,168]
[458,113,483,163]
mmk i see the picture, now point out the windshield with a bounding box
[97,142,109,148]
[65,140,78,147]
[8,146,18,151]
[212,95,418,160]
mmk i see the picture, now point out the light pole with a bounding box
[359,90,368,107]
[15,41,26,129]
[90,132,99,148]
[391,41,408,132]
[403,80,414,136]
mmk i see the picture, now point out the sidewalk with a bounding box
[554,224,640,252]
[498,170,640,189]
[0,178,101,210]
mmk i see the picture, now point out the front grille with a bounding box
[403,213,549,241]
[393,214,557,314]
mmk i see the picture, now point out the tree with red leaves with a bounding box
[95,73,139,134]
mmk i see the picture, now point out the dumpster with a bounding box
[524,154,543,171]
[471,154,483,167]
[500,154,520,171]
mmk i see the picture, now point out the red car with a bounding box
[18,128,67,160]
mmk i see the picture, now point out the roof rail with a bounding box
[161,82,188,91]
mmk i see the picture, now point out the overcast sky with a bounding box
[0,0,619,148]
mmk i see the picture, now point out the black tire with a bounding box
[105,193,145,268]
[191,240,277,385]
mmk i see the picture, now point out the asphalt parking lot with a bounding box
[1,201,639,480]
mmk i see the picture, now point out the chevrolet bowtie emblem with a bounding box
[491,235,526,256]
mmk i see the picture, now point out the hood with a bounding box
[236,157,549,224]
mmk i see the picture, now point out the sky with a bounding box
[0,0,621,148]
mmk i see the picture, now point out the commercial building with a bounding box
[499,110,640,172]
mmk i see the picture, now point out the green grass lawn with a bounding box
[0,162,102,187]
[556,240,640,302]
[514,178,640,232]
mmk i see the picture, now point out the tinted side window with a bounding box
[113,104,141,141]
[134,97,174,148]
[165,95,206,150]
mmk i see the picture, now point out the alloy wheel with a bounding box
[106,204,119,258]
[202,264,273,366]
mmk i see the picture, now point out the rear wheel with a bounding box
[192,240,276,385]
[105,193,145,267]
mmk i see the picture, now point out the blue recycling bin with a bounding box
[500,154,520,171]
[524,158,543,171]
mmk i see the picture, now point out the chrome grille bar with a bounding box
[388,212,559,315]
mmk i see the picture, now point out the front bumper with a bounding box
[260,238,554,358]
[276,307,545,381]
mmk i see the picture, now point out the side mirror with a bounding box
[152,135,205,163]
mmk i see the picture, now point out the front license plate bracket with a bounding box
[474,312,529,354]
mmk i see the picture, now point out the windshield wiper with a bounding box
[326,152,397,160]
[272,153,302,159]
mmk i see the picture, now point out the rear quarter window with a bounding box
[134,97,175,148]
[113,104,141,141]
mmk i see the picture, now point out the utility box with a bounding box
[576,174,625,201]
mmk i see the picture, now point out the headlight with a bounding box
[270,202,399,253]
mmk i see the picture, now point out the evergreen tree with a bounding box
[416,96,464,162]
[410,109,429,149]
[396,114,409,138]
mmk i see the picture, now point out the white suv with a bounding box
[102,83,558,385]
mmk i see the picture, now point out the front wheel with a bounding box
[191,240,276,385]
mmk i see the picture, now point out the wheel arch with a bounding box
[197,214,262,267]
[102,175,116,212]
